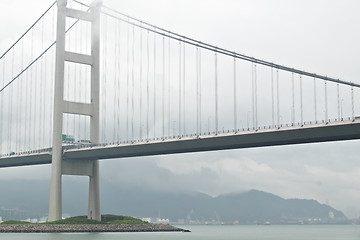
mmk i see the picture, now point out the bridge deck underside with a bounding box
[1,121,360,168]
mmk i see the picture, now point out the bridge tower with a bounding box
[48,0,102,221]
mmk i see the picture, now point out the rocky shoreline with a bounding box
[0,224,190,233]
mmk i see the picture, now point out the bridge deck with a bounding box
[1,120,360,168]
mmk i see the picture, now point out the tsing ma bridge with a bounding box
[0,0,359,221]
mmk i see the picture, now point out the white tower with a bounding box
[48,0,102,221]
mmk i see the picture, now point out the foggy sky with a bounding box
[1,0,360,218]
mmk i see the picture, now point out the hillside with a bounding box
[0,180,348,224]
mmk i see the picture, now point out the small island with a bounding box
[0,215,190,233]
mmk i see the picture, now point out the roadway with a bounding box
[1,120,360,168]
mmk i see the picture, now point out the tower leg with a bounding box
[48,0,67,222]
[88,160,101,221]
[48,142,63,221]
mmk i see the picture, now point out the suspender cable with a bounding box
[34,54,38,148]
[65,20,70,138]
[162,36,165,140]
[183,41,186,136]
[74,21,78,143]
[43,37,48,147]
[33,30,37,149]
[314,78,317,123]
[113,19,117,141]
[351,86,355,120]
[9,48,14,152]
[276,69,280,128]
[117,21,121,142]
[291,73,295,125]
[23,56,27,150]
[251,63,255,129]
[271,67,274,128]
[153,28,156,138]
[337,84,340,120]
[39,17,44,147]
[196,48,199,136]
[126,21,130,141]
[324,81,328,122]
[300,75,303,125]
[16,40,22,151]
[29,29,33,149]
[50,5,55,146]
[215,51,218,135]
[233,57,237,133]
[139,26,143,140]
[178,42,182,138]
[132,25,135,141]
[44,44,49,148]
[50,45,55,146]
[18,39,25,151]
[168,38,171,136]
[41,17,46,148]
[254,64,258,130]
[79,4,85,143]
[199,48,202,134]
[113,20,118,142]
[79,27,83,141]
[146,31,149,141]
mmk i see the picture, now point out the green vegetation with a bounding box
[1,220,32,225]
[45,216,104,225]
[1,215,148,225]
[101,215,148,224]
[47,214,147,224]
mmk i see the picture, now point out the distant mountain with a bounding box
[102,188,347,224]
[0,180,348,224]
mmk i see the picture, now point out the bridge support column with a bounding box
[48,0,67,222]
[48,0,102,222]
[88,160,100,220]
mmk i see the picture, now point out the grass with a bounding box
[1,220,32,225]
[1,215,148,225]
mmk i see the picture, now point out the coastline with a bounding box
[0,223,190,233]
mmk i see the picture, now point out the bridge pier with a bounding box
[88,160,101,220]
[48,0,101,222]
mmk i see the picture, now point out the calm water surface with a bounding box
[1,225,360,240]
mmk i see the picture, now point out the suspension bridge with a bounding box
[0,0,360,222]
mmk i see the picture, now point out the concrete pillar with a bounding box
[48,0,67,222]
[88,0,102,221]
[88,160,100,220]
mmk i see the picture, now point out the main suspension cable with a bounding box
[0,1,56,60]
[101,6,359,88]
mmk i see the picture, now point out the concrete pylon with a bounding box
[48,0,102,222]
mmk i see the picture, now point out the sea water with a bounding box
[0,225,359,240]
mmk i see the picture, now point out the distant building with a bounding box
[0,216,2,223]
[23,218,38,223]
[141,218,169,224]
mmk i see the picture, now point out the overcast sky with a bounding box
[1,0,360,218]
